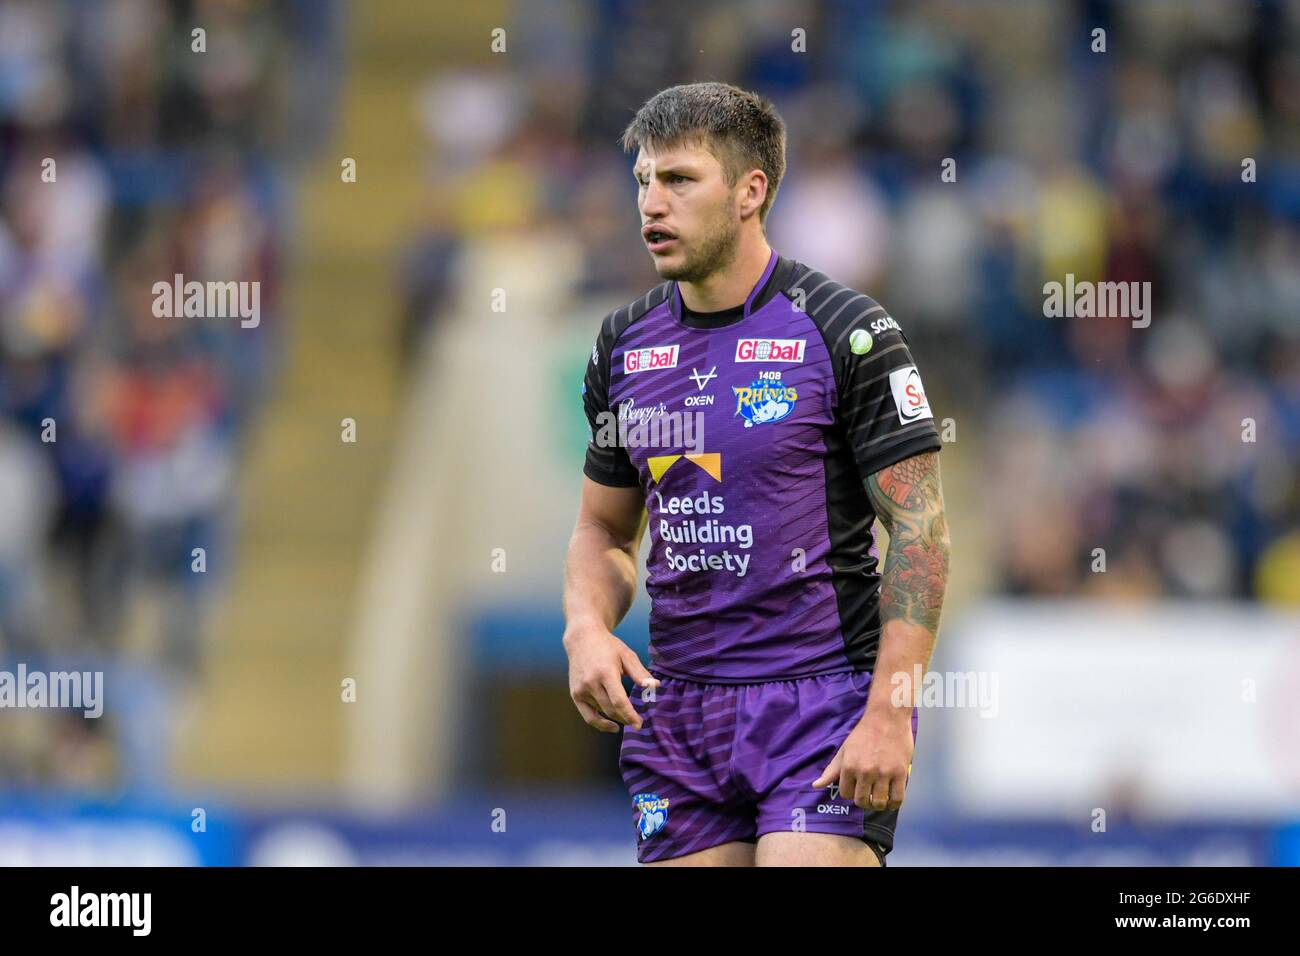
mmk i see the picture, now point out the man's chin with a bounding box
[651,254,693,281]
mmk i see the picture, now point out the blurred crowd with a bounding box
[2,0,1297,795]
[0,0,340,789]
[402,0,1299,604]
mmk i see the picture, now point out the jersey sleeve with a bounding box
[832,308,942,478]
[581,316,640,487]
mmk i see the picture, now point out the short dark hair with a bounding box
[620,82,787,226]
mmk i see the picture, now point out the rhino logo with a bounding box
[733,375,798,428]
[633,792,670,840]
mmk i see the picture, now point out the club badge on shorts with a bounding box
[633,792,671,840]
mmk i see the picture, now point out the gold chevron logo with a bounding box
[646,452,721,483]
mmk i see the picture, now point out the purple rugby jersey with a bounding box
[582,250,941,683]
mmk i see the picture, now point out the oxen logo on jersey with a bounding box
[735,337,805,363]
[733,371,798,428]
[889,365,933,424]
[685,366,717,407]
[623,344,679,375]
[689,366,717,390]
[633,792,670,840]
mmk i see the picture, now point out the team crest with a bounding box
[633,792,670,840]
[733,372,798,428]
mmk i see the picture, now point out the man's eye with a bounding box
[669,174,688,184]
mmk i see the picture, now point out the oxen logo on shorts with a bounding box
[633,792,670,840]
[817,782,851,815]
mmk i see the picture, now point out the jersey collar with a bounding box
[669,248,788,324]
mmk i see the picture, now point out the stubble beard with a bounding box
[654,200,741,284]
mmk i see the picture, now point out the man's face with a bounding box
[634,140,742,283]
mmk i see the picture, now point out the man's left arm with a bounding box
[813,450,951,811]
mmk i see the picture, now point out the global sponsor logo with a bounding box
[733,370,797,427]
[888,365,933,424]
[734,337,805,363]
[623,343,680,375]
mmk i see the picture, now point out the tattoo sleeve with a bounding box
[864,451,950,636]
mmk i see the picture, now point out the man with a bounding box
[563,82,950,867]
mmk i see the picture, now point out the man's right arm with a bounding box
[562,478,658,732]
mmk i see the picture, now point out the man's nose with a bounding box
[640,178,670,217]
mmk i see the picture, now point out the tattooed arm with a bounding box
[813,450,951,812]
[865,450,951,640]
[862,450,950,725]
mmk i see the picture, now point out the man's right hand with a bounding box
[563,625,659,732]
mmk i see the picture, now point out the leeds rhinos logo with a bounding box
[733,372,798,428]
[634,792,670,840]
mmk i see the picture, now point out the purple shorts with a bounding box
[620,670,919,864]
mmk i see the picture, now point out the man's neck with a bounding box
[678,234,772,313]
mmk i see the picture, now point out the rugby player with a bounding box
[563,82,951,866]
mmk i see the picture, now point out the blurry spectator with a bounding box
[0,0,335,789]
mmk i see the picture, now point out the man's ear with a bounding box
[741,169,768,219]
